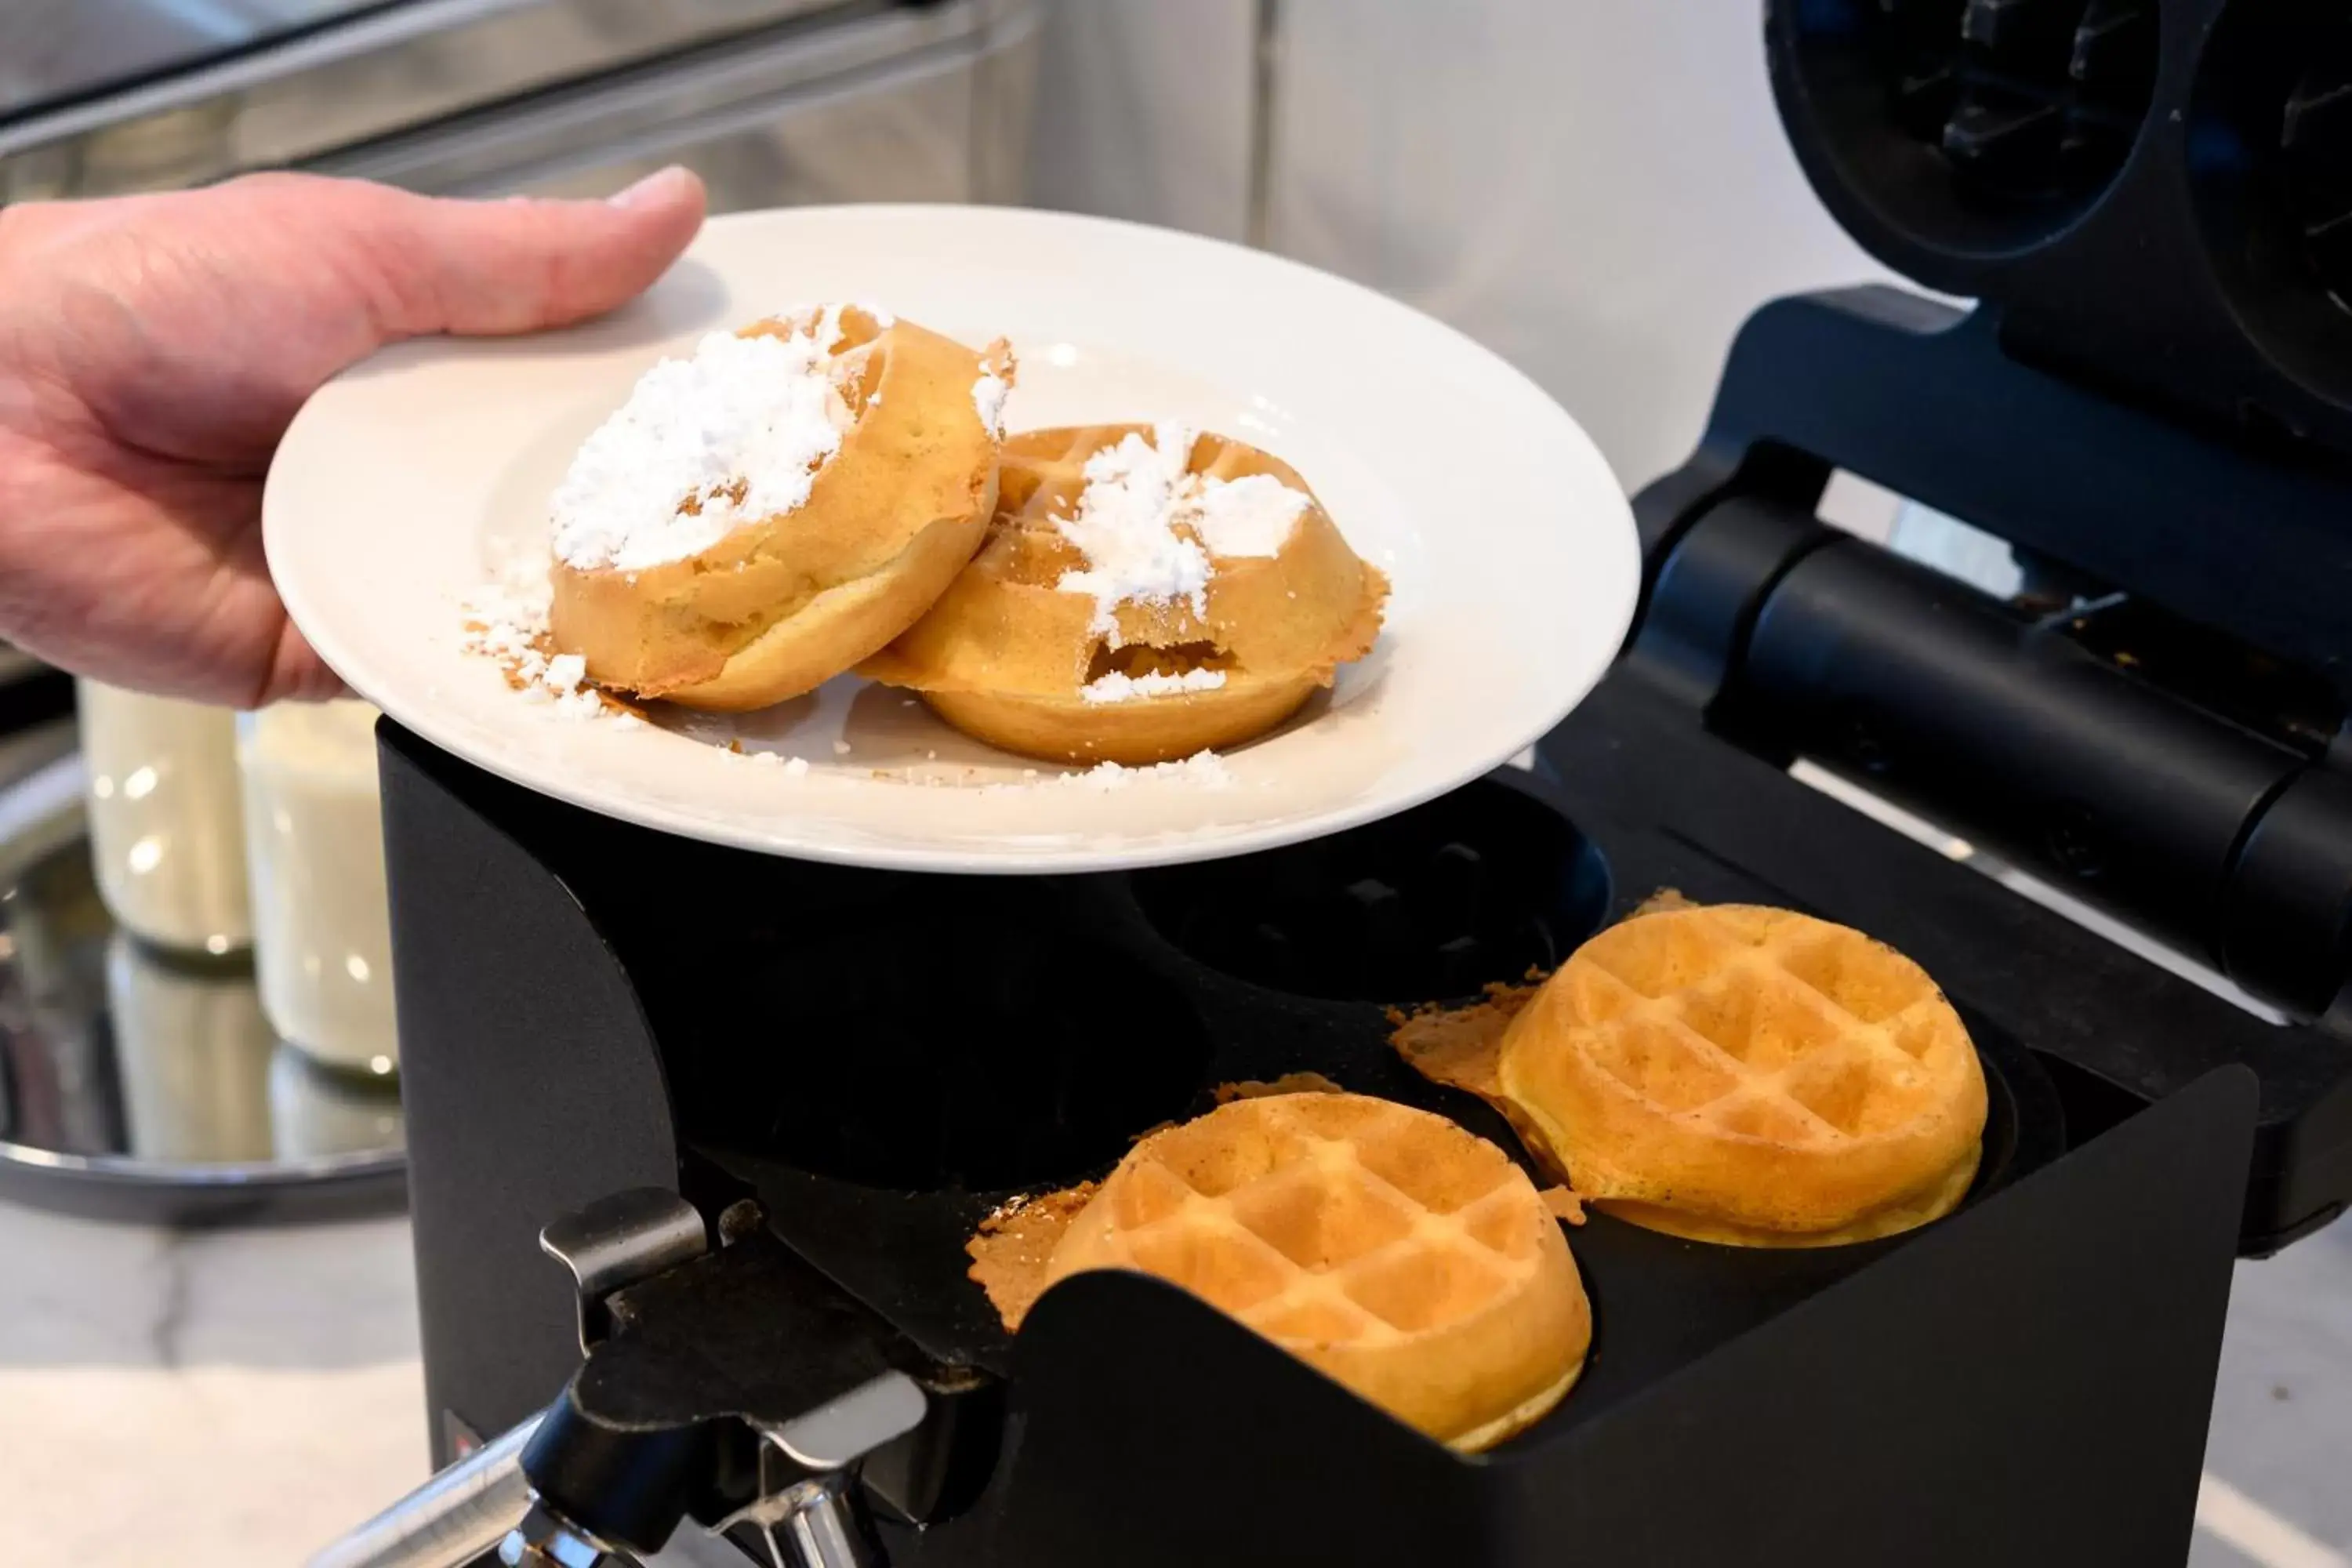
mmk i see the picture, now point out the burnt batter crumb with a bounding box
[967,1181,1099,1330]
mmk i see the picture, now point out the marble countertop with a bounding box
[0,1202,425,1567]
[3,1192,2346,1567]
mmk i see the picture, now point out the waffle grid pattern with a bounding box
[1560,907,1969,1149]
[1085,1097,1545,1350]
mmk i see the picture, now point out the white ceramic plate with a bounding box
[265,205,1637,873]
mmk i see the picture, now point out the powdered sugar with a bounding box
[899,750,1239,793]
[1062,753,1235,791]
[1054,425,1213,639]
[550,313,860,573]
[451,577,1250,786]
[972,372,1010,438]
[460,569,615,720]
[541,657,604,719]
[459,572,547,671]
[1080,667,1228,704]
[1052,426,1311,641]
[1192,474,1310,559]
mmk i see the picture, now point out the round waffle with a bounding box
[859,424,1388,764]
[548,307,1006,711]
[1042,1091,1589,1450]
[1498,905,1987,1246]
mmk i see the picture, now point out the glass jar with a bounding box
[78,680,252,954]
[236,701,399,1076]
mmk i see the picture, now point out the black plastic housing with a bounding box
[1769,0,2352,459]
[383,718,2256,1567]
[1620,286,2352,1250]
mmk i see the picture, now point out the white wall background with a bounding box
[1027,0,1900,493]
[1025,0,1255,239]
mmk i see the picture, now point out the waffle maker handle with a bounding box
[305,1407,546,1568]
[307,1189,968,1568]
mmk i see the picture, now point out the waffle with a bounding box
[1498,905,1987,1246]
[1040,1092,1589,1450]
[860,425,1388,764]
[549,307,1007,711]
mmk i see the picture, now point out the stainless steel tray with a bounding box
[0,728,405,1224]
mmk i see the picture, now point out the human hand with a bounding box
[0,166,706,706]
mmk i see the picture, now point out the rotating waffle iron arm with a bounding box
[308,1189,998,1568]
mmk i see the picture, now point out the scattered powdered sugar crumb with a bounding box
[971,372,1010,438]
[539,652,604,720]
[833,739,853,755]
[898,751,1239,795]
[1081,667,1228,705]
[1052,425,1311,641]
[1065,752,1235,791]
[550,307,868,573]
[459,559,548,662]
[741,751,811,777]
[459,562,620,722]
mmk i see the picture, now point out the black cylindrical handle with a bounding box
[2226,768,2352,1016]
[1731,535,2330,993]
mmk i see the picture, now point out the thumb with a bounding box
[362,166,708,339]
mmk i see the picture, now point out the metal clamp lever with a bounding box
[304,1189,710,1568]
[521,1207,942,1568]
[710,1371,931,1568]
[311,1189,973,1568]
[722,1477,873,1568]
[540,1189,710,1353]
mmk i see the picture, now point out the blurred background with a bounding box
[0,3,2338,1565]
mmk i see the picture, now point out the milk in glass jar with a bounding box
[237,701,398,1075]
[78,681,252,954]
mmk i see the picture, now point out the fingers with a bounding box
[258,620,353,706]
[331,166,709,341]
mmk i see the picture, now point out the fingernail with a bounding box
[608,165,691,209]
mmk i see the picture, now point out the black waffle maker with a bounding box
[330,2,2352,1564]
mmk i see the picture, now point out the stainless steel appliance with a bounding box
[0,0,1044,1224]
[0,0,1042,209]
